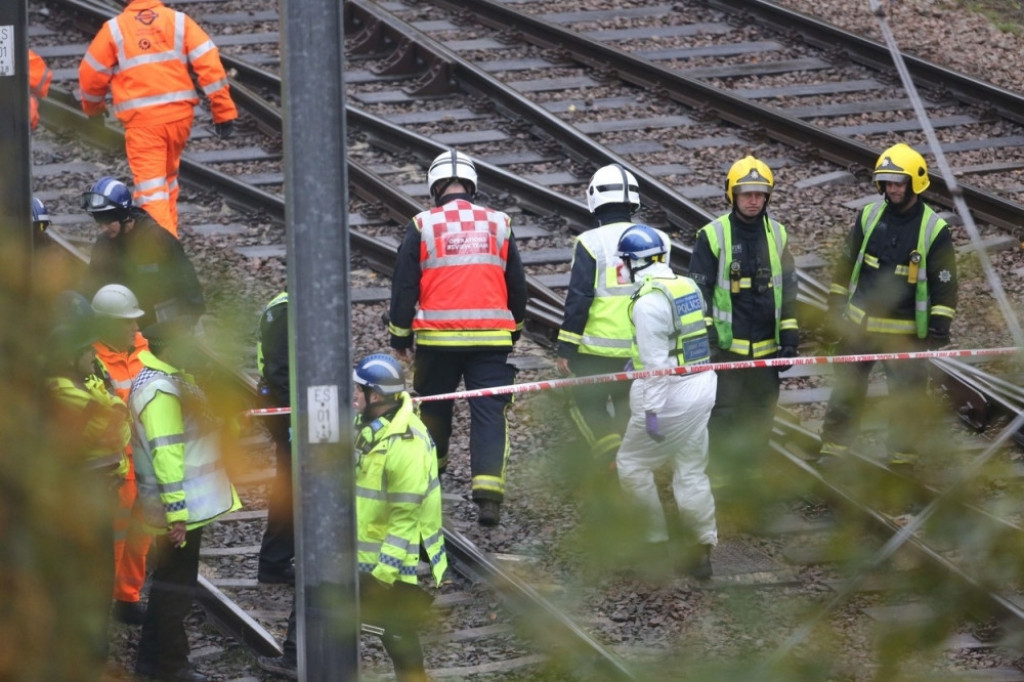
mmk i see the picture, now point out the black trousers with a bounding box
[567,353,631,452]
[259,412,294,572]
[414,348,514,502]
[707,360,780,484]
[822,332,931,457]
[283,577,431,680]
[136,527,203,676]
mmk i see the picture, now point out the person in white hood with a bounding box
[615,224,719,579]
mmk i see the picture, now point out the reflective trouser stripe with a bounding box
[125,117,192,237]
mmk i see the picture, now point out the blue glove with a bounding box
[645,411,665,442]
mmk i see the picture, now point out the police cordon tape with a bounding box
[243,346,1020,416]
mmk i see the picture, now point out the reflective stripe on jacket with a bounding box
[558,222,666,358]
[78,0,237,127]
[628,275,711,370]
[412,199,515,347]
[47,375,130,476]
[355,392,447,587]
[700,215,790,357]
[129,350,240,531]
[845,201,948,338]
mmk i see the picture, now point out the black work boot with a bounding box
[112,599,146,625]
[686,544,713,581]
[256,654,298,680]
[476,499,501,527]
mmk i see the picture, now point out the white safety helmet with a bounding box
[91,284,145,319]
[586,164,640,214]
[427,150,478,200]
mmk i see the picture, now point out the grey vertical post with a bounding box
[280,0,358,678]
[0,1,31,247]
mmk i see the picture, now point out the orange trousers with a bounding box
[112,475,152,603]
[124,116,193,238]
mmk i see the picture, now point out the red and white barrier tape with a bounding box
[243,346,1020,416]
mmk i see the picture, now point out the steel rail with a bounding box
[39,0,1024,671]
[768,432,1024,643]
[56,0,831,311]
[428,0,1024,234]
[706,0,1024,128]
[343,0,829,317]
[195,576,284,657]
[443,524,636,681]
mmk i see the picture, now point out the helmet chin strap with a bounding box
[627,258,657,283]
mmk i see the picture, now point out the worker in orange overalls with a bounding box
[29,49,53,132]
[91,284,153,626]
[78,0,238,237]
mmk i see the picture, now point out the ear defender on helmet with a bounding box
[874,143,930,195]
[725,156,774,205]
[427,150,478,203]
[587,164,641,214]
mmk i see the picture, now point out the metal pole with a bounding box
[279,0,358,677]
[0,1,32,254]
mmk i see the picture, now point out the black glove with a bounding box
[777,345,798,373]
[824,293,848,346]
[925,328,950,350]
[511,330,521,344]
[925,317,951,350]
[215,120,235,140]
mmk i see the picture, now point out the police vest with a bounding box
[256,291,288,376]
[355,392,448,586]
[130,358,240,530]
[413,199,516,347]
[628,276,711,369]
[699,215,788,358]
[568,222,655,358]
[845,202,947,338]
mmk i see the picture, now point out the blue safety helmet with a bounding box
[353,353,406,396]
[82,176,133,223]
[617,224,667,261]
[32,196,51,233]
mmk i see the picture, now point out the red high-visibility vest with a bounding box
[413,199,516,347]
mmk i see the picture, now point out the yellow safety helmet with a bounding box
[725,156,774,204]
[874,143,929,195]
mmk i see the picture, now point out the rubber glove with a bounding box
[645,411,665,442]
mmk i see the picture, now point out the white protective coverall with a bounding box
[616,261,719,546]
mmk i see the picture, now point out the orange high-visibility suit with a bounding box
[29,49,52,131]
[78,0,237,237]
[95,331,153,606]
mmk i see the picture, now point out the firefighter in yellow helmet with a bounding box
[819,143,958,469]
[688,156,799,516]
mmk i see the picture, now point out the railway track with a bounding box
[27,0,1024,678]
